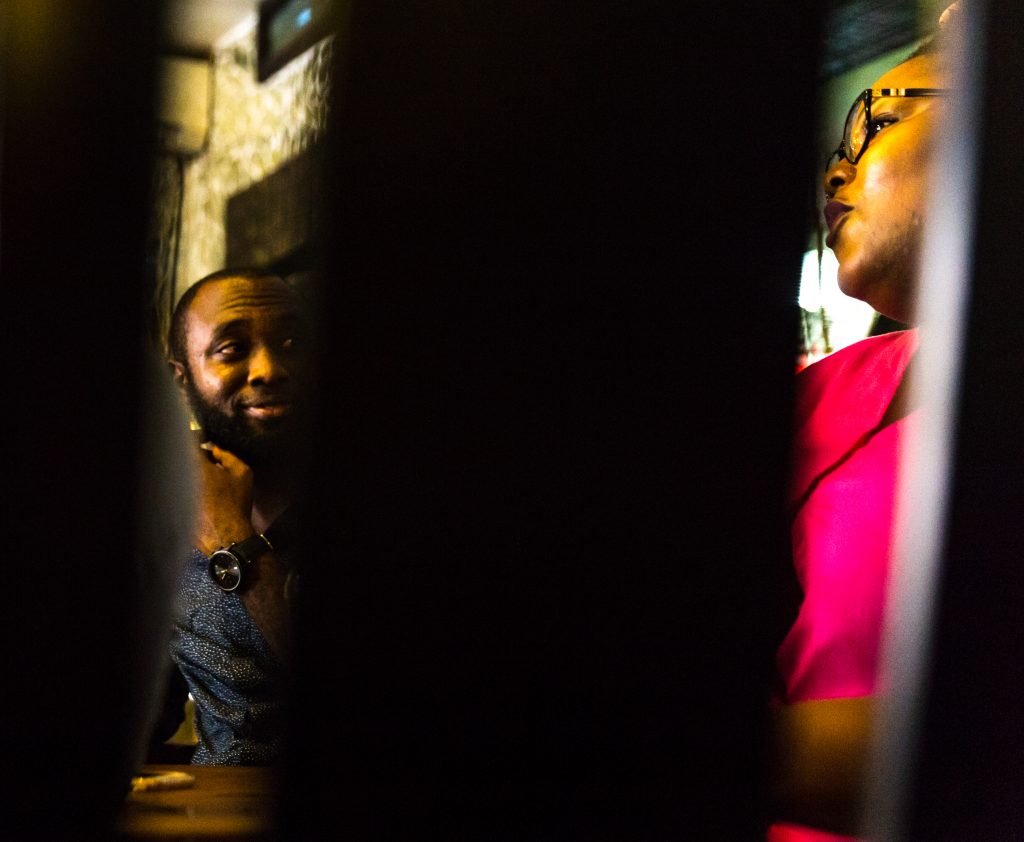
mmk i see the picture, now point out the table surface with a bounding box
[115,764,278,839]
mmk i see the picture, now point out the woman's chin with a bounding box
[835,265,871,308]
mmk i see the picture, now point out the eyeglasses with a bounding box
[828,88,950,169]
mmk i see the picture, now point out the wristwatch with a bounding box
[208,533,274,592]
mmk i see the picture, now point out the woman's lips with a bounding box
[824,201,852,247]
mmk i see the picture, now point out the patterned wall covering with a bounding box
[163,21,334,310]
[147,153,185,348]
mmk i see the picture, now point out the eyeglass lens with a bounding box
[844,94,868,163]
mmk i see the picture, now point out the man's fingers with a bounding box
[197,442,220,465]
[200,442,251,476]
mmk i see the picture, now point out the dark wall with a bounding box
[287,3,822,838]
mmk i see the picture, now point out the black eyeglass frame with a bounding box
[828,87,950,169]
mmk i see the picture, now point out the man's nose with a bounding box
[823,158,855,198]
[247,344,289,386]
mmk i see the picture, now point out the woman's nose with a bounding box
[823,158,854,198]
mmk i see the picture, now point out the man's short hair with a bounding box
[168,267,287,366]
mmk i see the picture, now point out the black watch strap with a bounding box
[229,533,274,564]
[208,533,273,592]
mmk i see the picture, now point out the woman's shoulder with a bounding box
[793,329,918,434]
[801,329,916,378]
[797,330,917,398]
[789,329,918,505]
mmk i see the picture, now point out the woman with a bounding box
[769,9,959,840]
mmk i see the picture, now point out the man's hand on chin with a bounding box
[193,441,255,555]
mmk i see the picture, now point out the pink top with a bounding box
[771,330,919,842]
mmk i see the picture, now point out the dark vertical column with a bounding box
[906,0,1024,837]
[289,2,822,837]
[1,2,160,836]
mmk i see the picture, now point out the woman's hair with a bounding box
[905,35,939,61]
[905,2,962,62]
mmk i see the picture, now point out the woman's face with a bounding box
[822,54,945,323]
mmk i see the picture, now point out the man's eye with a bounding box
[215,341,244,357]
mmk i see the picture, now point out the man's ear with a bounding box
[168,359,189,393]
[168,360,202,432]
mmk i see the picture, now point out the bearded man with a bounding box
[166,268,311,765]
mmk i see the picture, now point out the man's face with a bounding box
[823,55,945,323]
[176,275,310,468]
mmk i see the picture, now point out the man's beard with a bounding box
[185,381,297,471]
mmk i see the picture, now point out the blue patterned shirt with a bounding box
[169,547,287,765]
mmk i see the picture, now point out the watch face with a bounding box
[209,551,243,592]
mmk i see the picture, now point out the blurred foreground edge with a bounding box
[284,2,821,839]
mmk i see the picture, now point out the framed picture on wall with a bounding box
[257,0,335,81]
